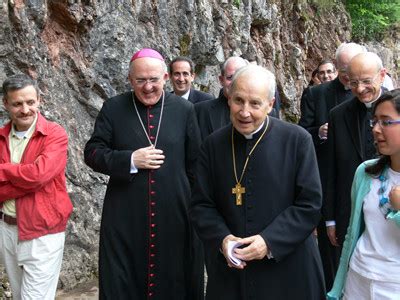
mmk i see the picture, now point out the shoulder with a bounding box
[166,92,194,111]
[330,97,356,117]
[203,123,231,146]
[271,118,310,138]
[99,91,133,114]
[37,113,67,138]
[191,89,214,101]
[356,159,379,176]
[195,97,218,111]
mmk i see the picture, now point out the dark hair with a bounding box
[169,56,194,74]
[308,68,319,85]
[317,59,336,72]
[2,74,39,99]
[365,89,400,176]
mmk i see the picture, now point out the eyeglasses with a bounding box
[369,119,400,128]
[134,77,161,86]
[349,72,380,88]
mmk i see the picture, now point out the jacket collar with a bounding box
[0,112,48,139]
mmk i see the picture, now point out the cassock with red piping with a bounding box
[84,91,203,300]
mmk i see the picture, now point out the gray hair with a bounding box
[220,56,248,75]
[230,65,276,100]
[2,74,39,99]
[335,42,367,61]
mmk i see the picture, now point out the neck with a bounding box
[390,154,400,172]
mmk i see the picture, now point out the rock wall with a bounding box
[0,0,397,291]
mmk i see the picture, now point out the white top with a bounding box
[350,168,400,282]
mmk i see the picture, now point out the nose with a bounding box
[239,104,250,118]
[143,81,154,90]
[178,74,185,81]
[21,103,29,114]
[372,122,381,134]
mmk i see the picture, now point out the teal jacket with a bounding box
[327,159,400,299]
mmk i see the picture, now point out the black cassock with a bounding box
[84,91,204,300]
[190,118,325,300]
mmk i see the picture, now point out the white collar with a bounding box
[364,89,382,108]
[180,89,191,100]
[243,122,265,140]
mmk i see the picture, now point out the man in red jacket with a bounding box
[0,74,73,299]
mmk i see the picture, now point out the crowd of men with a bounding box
[0,43,396,299]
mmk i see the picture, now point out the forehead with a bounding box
[348,60,377,78]
[131,57,164,76]
[319,63,335,70]
[375,100,398,116]
[172,60,191,71]
[225,60,245,75]
[5,85,38,102]
[231,76,269,100]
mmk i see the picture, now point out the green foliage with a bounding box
[344,0,400,41]
[233,0,240,9]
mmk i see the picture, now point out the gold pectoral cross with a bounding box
[232,183,246,205]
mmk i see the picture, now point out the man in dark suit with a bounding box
[316,59,337,83]
[298,42,366,289]
[325,51,387,260]
[169,56,214,104]
[195,56,248,140]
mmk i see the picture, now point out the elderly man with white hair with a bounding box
[190,65,325,299]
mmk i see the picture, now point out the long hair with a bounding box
[365,89,400,176]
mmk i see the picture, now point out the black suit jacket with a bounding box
[325,97,372,244]
[195,92,230,141]
[188,88,214,104]
[196,89,281,141]
[298,78,353,193]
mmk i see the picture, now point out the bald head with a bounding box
[347,52,386,103]
[230,65,276,100]
[335,42,367,87]
[219,57,249,97]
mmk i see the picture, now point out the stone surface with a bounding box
[0,0,398,293]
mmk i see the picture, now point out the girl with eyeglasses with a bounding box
[328,89,400,299]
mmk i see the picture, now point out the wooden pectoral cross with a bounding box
[232,183,245,205]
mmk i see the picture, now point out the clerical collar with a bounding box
[364,89,382,109]
[243,122,265,140]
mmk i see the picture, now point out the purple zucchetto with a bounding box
[130,48,164,62]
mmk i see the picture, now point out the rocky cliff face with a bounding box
[0,0,397,291]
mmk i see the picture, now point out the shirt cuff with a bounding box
[325,220,336,227]
[130,153,138,174]
[266,249,274,259]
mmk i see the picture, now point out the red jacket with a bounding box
[0,113,73,240]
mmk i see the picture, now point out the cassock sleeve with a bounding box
[298,86,322,146]
[84,100,133,181]
[189,140,231,251]
[259,132,322,261]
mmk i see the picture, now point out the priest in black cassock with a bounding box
[190,65,325,299]
[84,48,203,299]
